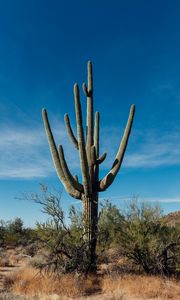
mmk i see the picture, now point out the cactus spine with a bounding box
[42,61,135,269]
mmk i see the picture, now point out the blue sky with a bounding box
[0,0,180,226]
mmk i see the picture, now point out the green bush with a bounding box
[26,186,180,276]
[34,189,123,273]
[0,217,38,247]
[0,220,6,246]
[97,200,124,251]
[34,187,92,273]
[117,200,180,275]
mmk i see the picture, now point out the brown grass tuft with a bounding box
[9,267,79,298]
[7,267,102,299]
[5,267,180,299]
[102,274,180,299]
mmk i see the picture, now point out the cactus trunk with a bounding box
[82,193,98,267]
[42,61,135,272]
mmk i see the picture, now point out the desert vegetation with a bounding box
[0,189,179,299]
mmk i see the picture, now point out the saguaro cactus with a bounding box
[42,61,135,269]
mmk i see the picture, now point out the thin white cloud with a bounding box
[0,126,51,179]
[1,114,180,179]
[0,115,79,179]
[152,83,173,93]
[124,132,180,168]
[97,126,180,169]
[142,197,180,203]
[99,195,180,203]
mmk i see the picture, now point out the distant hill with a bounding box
[164,211,180,227]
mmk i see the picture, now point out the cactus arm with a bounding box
[91,146,106,165]
[74,84,91,195]
[64,114,79,150]
[87,61,93,94]
[82,83,89,97]
[42,109,81,199]
[97,152,107,164]
[58,145,84,193]
[98,104,135,191]
[86,61,94,165]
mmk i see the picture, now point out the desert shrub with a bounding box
[0,217,38,248]
[8,218,23,234]
[97,200,124,251]
[32,188,124,273]
[25,186,180,276]
[4,219,23,246]
[0,219,6,246]
[4,232,23,247]
[24,240,40,257]
[4,218,24,246]
[117,200,180,276]
[36,217,92,273]
[30,186,92,274]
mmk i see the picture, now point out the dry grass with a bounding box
[7,267,101,299]
[0,249,20,267]
[8,267,79,297]
[0,292,70,299]
[0,257,11,267]
[4,267,180,300]
[102,274,180,299]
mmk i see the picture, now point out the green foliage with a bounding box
[0,217,38,247]
[117,200,180,275]
[0,220,6,246]
[8,217,24,234]
[33,189,180,276]
[97,200,124,251]
[4,218,23,246]
[3,185,178,277]
[34,187,92,273]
